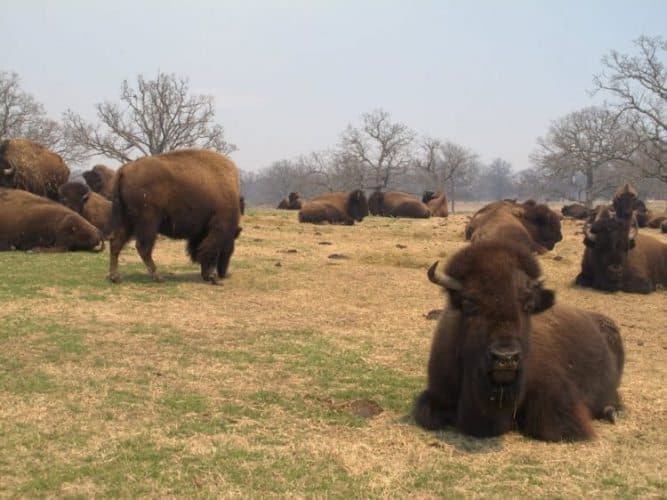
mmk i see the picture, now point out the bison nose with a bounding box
[607,264,623,277]
[489,347,521,370]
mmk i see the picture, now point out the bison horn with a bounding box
[427,261,463,290]
[584,224,596,242]
[3,159,16,177]
[92,240,105,253]
[529,276,545,288]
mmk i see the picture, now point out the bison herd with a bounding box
[1,137,666,442]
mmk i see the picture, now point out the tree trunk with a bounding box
[450,184,456,214]
[585,168,595,208]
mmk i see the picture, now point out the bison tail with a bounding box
[110,171,131,237]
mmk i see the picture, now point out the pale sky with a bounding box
[2,1,666,172]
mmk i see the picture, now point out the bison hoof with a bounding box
[603,406,617,424]
[108,273,121,284]
[151,273,165,283]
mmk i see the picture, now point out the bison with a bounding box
[0,138,70,200]
[612,183,651,227]
[277,192,304,210]
[422,191,449,217]
[561,203,590,220]
[108,149,241,285]
[647,215,666,228]
[465,199,562,253]
[575,208,667,293]
[58,182,112,238]
[368,191,430,218]
[414,241,624,441]
[82,164,116,199]
[0,188,104,252]
[298,190,369,225]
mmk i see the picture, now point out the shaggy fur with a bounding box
[108,149,241,284]
[576,209,667,293]
[277,192,304,210]
[414,241,624,442]
[465,200,563,253]
[0,188,103,251]
[58,182,112,238]
[82,164,116,199]
[422,191,449,217]
[0,139,70,200]
[298,190,369,225]
[368,191,430,218]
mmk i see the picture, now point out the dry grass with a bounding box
[0,205,665,497]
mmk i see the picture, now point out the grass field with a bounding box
[1,205,666,498]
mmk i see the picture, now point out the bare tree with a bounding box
[593,35,667,184]
[532,106,637,207]
[340,109,414,189]
[477,158,515,200]
[63,72,236,164]
[0,71,85,164]
[415,137,479,212]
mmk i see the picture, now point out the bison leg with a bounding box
[195,226,227,284]
[108,225,131,283]
[135,229,163,283]
[520,386,594,441]
[216,237,237,282]
[413,390,457,431]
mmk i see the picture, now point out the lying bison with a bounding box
[298,190,368,225]
[465,199,562,253]
[422,191,448,217]
[108,149,242,284]
[647,215,666,228]
[58,182,112,238]
[368,191,430,218]
[82,164,116,199]
[576,208,667,293]
[277,192,304,210]
[0,188,104,251]
[561,203,590,220]
[0,138,70,200]
[414,241,624,441]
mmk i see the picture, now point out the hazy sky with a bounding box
[2,1,666,172]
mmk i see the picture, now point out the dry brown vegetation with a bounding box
[0,203,665,497]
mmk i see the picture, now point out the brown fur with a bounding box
[662,220,667,233]
[58,182,112,238]
[368,191,430,218]
[647,215,667,228]
[422,191,449,217]
[466,200,563,253]
[277,192,303,210]
[576,209,667,293]
[561,203,590,220]
[82,164,116,199]
[0,139,70,200]
[298,190,369,225]
[108,149,241,284]
[0,188,103,251]
[414,241,624,441]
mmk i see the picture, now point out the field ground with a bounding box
[0,203,666,498]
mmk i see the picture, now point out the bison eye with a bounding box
[461,298,478,315]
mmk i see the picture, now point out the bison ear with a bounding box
[533,288,555,314]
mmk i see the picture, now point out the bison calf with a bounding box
[298,190,368,225]
[414,241,624,441]
[108,149,241,284]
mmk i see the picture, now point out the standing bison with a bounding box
[414,241,624,441]
[82,164,116,199]
[298,190,369,225]
[277,192,304,210]
[58,182,112,238]
[422,191,448,217]
[575,208,667,293]
[368,191,430,218]
[465,199,562,253]
[0,138,70,200]
[108,149,241,285]
[0,188,104,251]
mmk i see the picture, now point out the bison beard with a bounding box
[414,241,624,441]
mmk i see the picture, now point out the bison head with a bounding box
[56,214,104,252]
[428,242,555,402]
[58,182,90,215]
[367,191,384,216]
[583,209,637,291]
[520,203,563,250]
[632,199,650,227]
[612,183,638,220]
[0,156,17,188]
[422,191,437,204]
[82,169,105,194]
[347,189,369,222]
